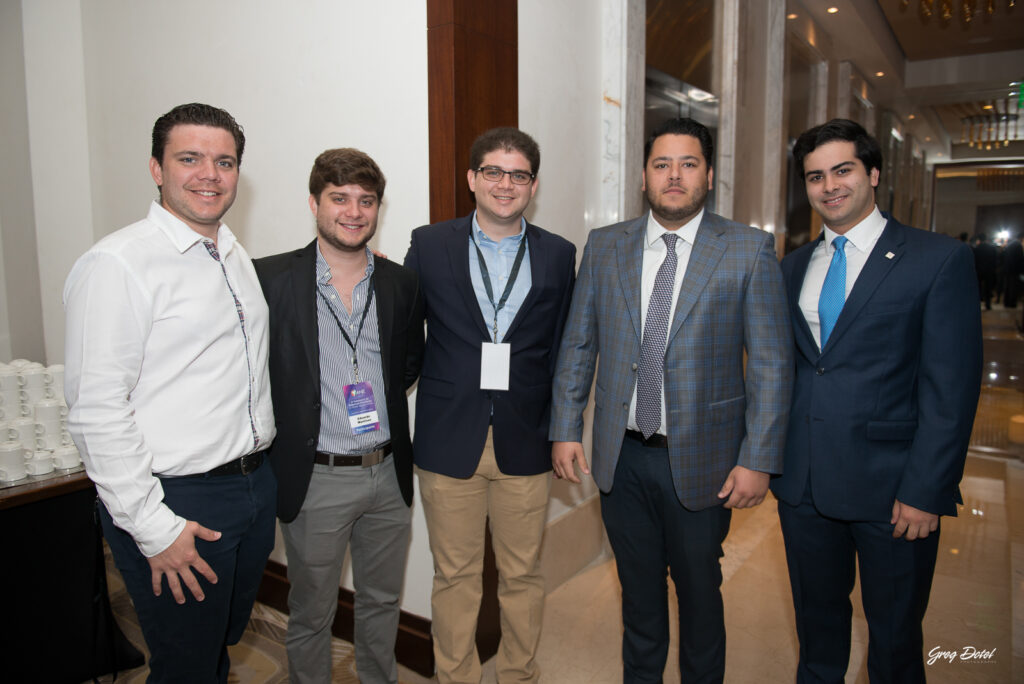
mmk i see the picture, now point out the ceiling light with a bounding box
[787,13,798,19]
[908,114,916,120]
[983,104,993,109]
[925,136,931,141]
[827,7,839,14]
[875,71,885,77]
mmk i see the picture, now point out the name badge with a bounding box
[343,381,380,434]
[480,342,511,390]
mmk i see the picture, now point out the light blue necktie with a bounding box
[818,235,848,348]
[636,233,678,439]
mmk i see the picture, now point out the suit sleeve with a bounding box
[549,236,597,442]
[737,233,794,473]
[547,244,578,377]
[896,243,982,514]
[405,272,426,390]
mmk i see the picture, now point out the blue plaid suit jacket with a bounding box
[550,211,794,510]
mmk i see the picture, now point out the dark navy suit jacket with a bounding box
[404,214,576,478]
[770,214,982,519]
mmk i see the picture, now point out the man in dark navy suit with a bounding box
[771,119,983,683]
[404,127,575,683]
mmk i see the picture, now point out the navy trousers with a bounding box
[601,436,732,683]
[99,461,277,683]
[778,485,939,684]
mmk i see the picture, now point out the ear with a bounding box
[149,157,163,187]
[869,167,880,188]
[528,177,539,199]
[467,168,477,193]
[308,194,319,217]
[707,166,714,191]
[641,169,647,193]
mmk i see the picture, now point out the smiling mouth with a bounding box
[822,195,846,207]
[191,189,221,198]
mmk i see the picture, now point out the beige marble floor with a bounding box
[398,453,1021,683]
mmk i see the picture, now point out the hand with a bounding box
[717,465,770,509]
[552,441,589,483]
[890,499,939,540]
[147,520,222,604]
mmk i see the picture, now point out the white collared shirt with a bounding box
[798,206,887,350]
[627,209,703,435]
[64,201,275,557]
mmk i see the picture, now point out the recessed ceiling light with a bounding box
[875,71,885,77]
[827,7,839,14]
[983,104,993,109]
[787,13,798,19]
[925,136,931,141]
[908,114,916,120]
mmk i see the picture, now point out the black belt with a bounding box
[625,429,669,449]
[159,450,266,479]
[315,443,392,467]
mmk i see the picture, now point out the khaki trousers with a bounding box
[417,429,551,683]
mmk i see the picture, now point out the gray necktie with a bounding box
[636,233,678,439]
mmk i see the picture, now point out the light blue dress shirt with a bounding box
[468,212,532,342]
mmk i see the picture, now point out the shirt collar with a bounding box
[315,243,375,285]
[822,206,885,254]
[147,200,236,256]
[471,211,527,247]
[645,208,703,248]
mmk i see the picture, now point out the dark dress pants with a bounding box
[778,484,939,684]
[99,461,277,683]
[601,435,732,683]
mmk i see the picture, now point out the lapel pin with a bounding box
[885,251,895,259]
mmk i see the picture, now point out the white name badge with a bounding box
[480,342,511,391]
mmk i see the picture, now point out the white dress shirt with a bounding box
[798,206,887,350]
[64,201,275,557]
[627,209,703,435]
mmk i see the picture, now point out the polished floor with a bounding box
[93,306,1023,682]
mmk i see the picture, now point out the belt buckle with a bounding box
[360,449,379,467]
[239,452,259,475]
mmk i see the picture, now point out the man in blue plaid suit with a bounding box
[549,117,793,683]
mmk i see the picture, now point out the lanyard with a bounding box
[473,236,527,343]
[317,275,375,383]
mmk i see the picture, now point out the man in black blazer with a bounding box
[404,128,575,683]
[255,149,424,684]
[771,120,982,683]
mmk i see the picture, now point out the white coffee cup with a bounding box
[35,431,73,451]
[51,445,81,470]
[0,369,20,392]
[35,417,64,436]
[34,399,68,423]
[6,418,44,449]
[17,367,48,389]
[0,440,28,482]
[25,453,54,476]
[19,386,55,405]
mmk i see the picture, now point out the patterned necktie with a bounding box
[636,233,678,439]
[818,235,848,348]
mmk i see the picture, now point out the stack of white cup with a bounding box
[0,359,80,483]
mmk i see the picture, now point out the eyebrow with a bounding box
[651,155,701,163]
[173,150,237,162]
[804,160,854,179]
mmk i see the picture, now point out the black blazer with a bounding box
[404,214,576,479]
[255,240,425,522]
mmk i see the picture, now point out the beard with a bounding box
[316,218,377,254]
[646,181,708,225]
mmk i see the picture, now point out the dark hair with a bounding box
[644,118,714,169]
[308,148,386,201]
[151,103,245,165]
[469,127,540,175]
[793,118,882,177]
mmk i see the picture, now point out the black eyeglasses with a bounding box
[475,166,535,185]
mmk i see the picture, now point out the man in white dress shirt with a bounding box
[64,103,276,683]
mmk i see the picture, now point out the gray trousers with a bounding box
[281,455,411,684]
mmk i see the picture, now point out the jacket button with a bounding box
[306,438,316,447]
[623,403,628,410]
[816,367,825,376]
[313,402,321,410]
[631,363,638,371]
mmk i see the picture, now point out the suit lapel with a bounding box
[822,218,906,354]
[616,216,648,343]
[667,213,726,344]
[373,260,394,394]
[503,222,545,340]
[293,240,321,387]
[788,237,821,361]
[446,216,491,340]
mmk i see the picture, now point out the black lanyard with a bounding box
[317,275,374,382]
[472,236,527,342]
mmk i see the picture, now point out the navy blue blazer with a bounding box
[404,214,576,478]
[770,214,982,520]
[255,241,425,522]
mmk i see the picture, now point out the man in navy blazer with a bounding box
[404,127,575,683]
[550,117,793,682]
[770,119,982,683]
